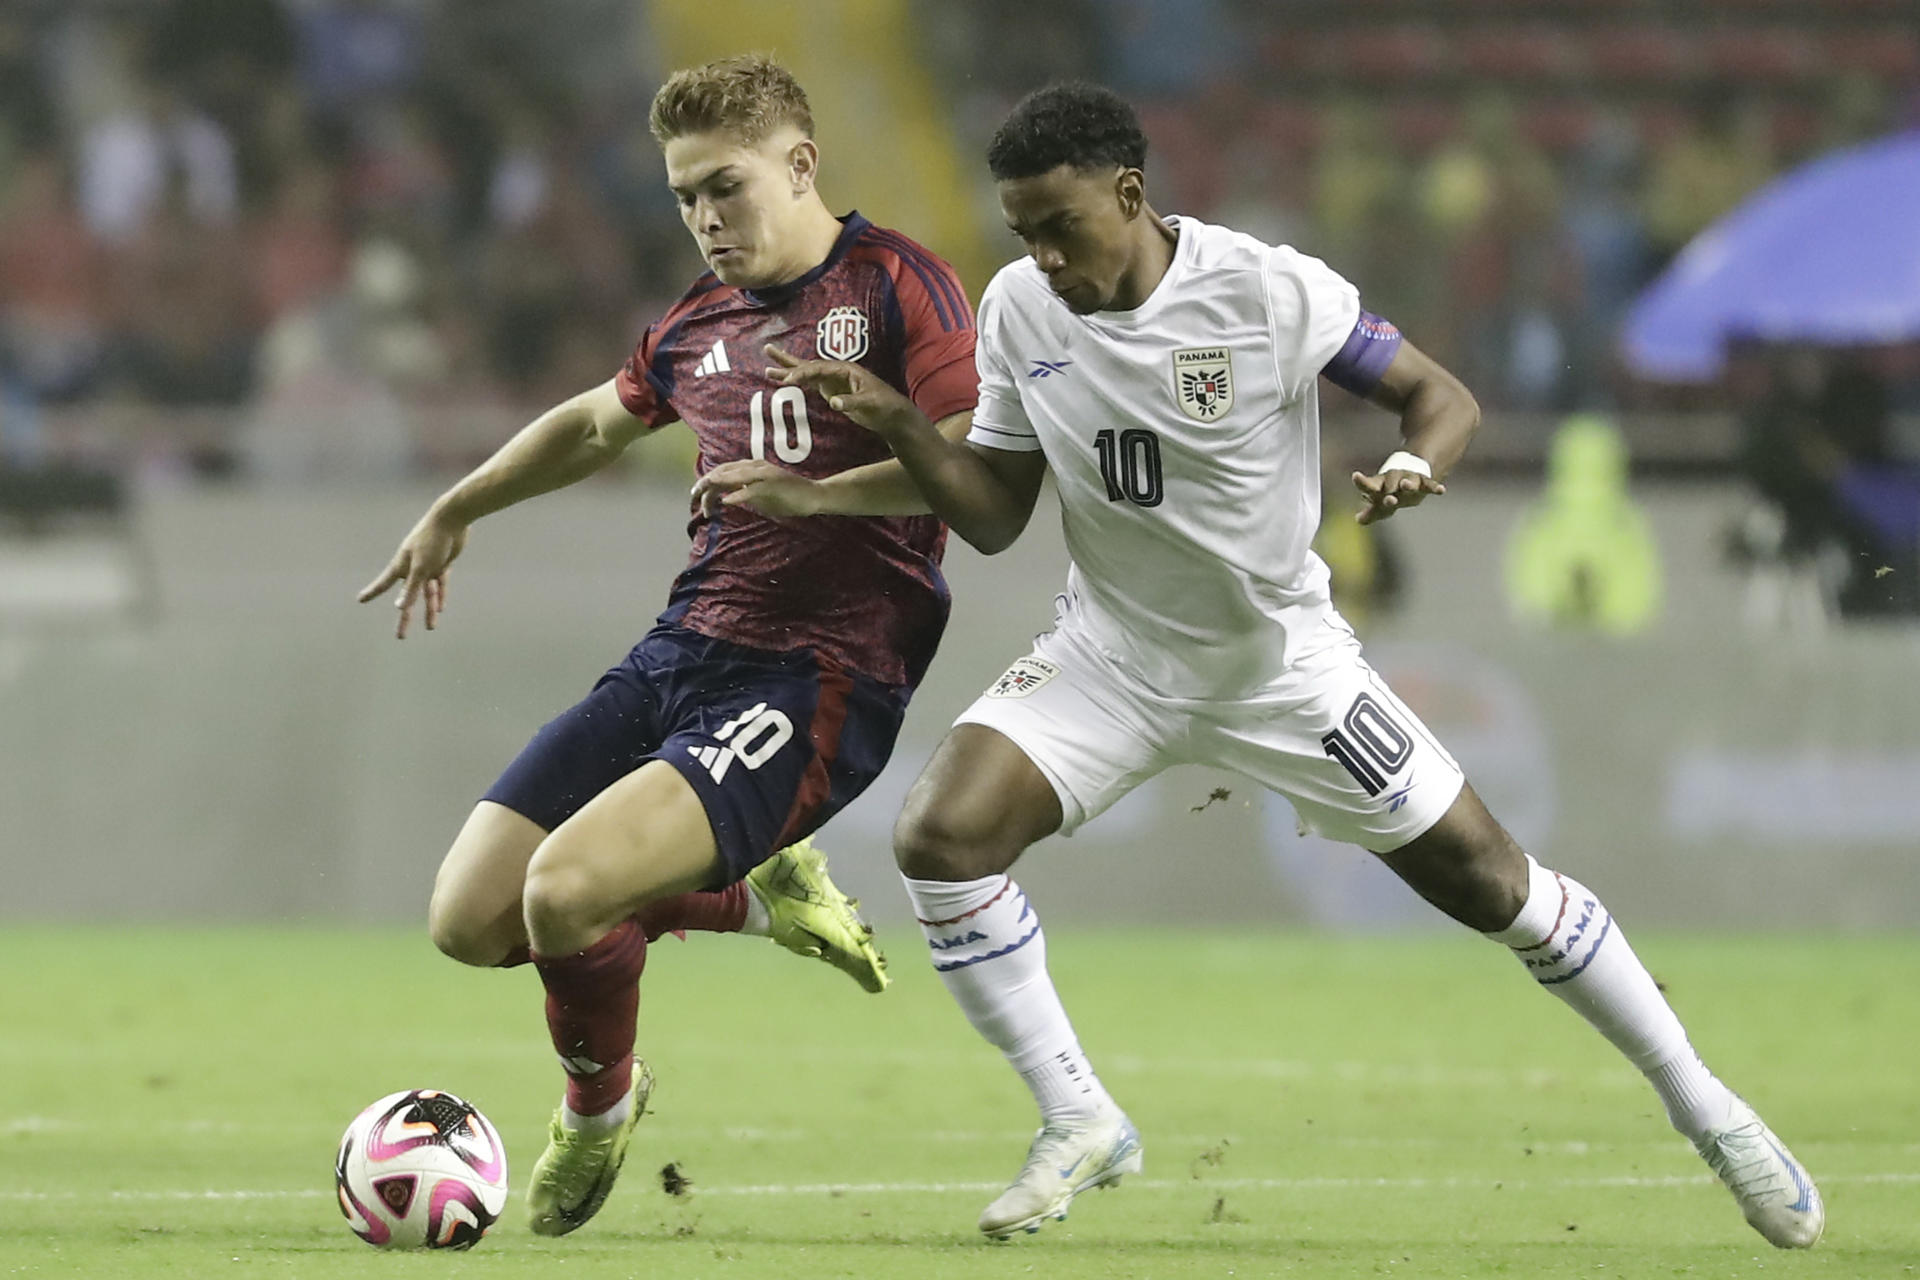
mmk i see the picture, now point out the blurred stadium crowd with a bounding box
[0,0,1915,486]
[945,0,1920,415]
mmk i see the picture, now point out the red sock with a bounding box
[532,919,647,1117]
[634,883,749,942]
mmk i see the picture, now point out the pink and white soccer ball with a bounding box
[334,1089,509,1249]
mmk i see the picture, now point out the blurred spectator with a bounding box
[252,159,351,321]
[0,11,56,156]
[1106,0,1243,98]
[109,174,256,407]
[1315,447,1405,633]
[1311,98,1404,270]
[1419,95,1569,409]
[243,236,442,483]
[148,0,297,200]
[0,0,1909,479]
[79,82,237,245]
[293,0,424,120]
[1821,361,1920,617]
[342,102,455,231]
[1729,351,1920,623]
[0,150,107,402]
[1505,415,1663,635]
[478,161,632,402]
[1642,96,1774,265]
[1560,114,1652,408]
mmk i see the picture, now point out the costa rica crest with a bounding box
[816,305,870,362]
[1173,346,1234,421]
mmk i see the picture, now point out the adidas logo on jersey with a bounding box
[694,339,731,377]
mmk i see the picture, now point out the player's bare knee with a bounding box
[1449,865,1528,933]
[893,800,1003,881]
[427,899,495,967]
[1437,842,1529,932]
[520,854,600,942]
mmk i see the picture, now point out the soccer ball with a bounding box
[334,1089,509,1249]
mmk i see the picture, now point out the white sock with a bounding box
[561,1090,632,1134]
[740,882,772,938]
[903,874,1113,1126]
[1489,856,1734,1138]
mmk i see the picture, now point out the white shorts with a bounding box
[955,614,1465,851]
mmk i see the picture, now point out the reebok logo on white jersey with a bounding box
[694,339,731,377]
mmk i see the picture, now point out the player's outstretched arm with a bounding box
[758,346,1046,554]
[693,411,975,520]
[357,379,647,637]
[1350,340,1479,526]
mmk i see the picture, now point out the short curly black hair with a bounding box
[986,83,1148,181]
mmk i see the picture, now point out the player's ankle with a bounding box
[740,881,772,937]
[562,1090,633,1135]
[1649,1052,1735,1138]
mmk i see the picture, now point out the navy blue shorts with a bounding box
[483,626,910,887]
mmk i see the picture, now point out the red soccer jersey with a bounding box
[614,213,977,688]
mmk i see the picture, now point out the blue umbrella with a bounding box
[1621,129,1920,383]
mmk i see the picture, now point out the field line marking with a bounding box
[4,1171,1916,1202]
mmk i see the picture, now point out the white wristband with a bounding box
[1380,450,1431,479]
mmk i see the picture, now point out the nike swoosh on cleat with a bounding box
[1765,1137,1816,1213]
[1056,1153,1089,1181]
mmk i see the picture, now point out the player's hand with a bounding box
[357,507,469,638]
[1351,467,1445,525]
[764,344,918,438]
[691,459,824,520]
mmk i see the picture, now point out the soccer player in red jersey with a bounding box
[358,55,977,1235]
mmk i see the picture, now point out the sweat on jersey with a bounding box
[615,213,978,688]
[967,215,1404,697]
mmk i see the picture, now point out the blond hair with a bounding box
[649,54,815,146]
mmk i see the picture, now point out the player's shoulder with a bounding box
[1178,216,1357,315]
[979,256,1050,315]
[1176,215,1336,279]
[655,270,736,331]
[849,220,958,273]
[848,219,971,329]
[848,220,964,293]
[1177,215,1274,272]
[972,258,1052,351]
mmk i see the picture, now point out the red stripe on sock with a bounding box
[635,883,748,941]
[916,876,1014,927]
[1511,874,1572,953]
[533,919,647,1116]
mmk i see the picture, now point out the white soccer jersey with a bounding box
[968,216,1365,696]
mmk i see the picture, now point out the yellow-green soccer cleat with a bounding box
[525,1061,653,1236]
[746,838,890,993]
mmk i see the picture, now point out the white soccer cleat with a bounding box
[1691,1097,1824,1248]
[978,1107,1143,1239]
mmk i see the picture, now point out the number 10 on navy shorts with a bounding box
[484,626,910,886]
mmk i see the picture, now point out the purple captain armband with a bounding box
[1321,310,1404,396]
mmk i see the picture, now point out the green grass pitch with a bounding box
[4,927,1917,1278]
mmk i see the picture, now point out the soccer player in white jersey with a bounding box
[696,84,1824,1249]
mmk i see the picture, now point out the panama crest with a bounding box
[1173,347,1234,421]
[986,656,1060,699]
[816,305,870,362]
